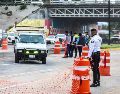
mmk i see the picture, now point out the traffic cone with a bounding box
[71,67,91,94]
[82,46,89,58]
[54,41,61,54]
[2,38,8,50]
[71,57,91,94]
[99,51,111,76]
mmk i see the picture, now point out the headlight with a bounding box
[18,50,22,52]
[41,50,45,53]
[34,51,38,54]
[26,51,29,54]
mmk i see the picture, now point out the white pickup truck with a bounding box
[14,32,48,64]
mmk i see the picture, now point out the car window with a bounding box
[9,33,15,36]
[56,34,65,38]
[19,35,45,44]
[48,35,55,38]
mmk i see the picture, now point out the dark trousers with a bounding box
[77,46,82,57]
[71,44,77,57]
[65,44,71,57]
[91,52,100,84]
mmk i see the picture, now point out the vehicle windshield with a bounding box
[48,35,55,38]
[56,34,65,38]
[9,33,15,36]
[19,35,45,44]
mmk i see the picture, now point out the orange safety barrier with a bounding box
[82,46,89,58]
[99,51,111,76]
[2,38,8,50]
[54,41,61,54]
[71,57,91,94]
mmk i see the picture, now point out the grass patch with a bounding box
[101,44,120,49]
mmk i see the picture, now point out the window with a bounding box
[19,35,45,44]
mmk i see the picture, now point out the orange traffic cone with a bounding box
[71,57,91,94]
[82,46,89,58]
[2,38,8,50]
[54,41,61,54]
[99,51,111,76]
[71,67,91,94]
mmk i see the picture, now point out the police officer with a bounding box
[87,29,102,87]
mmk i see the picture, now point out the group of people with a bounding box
[63,31,89,58]
[63,29,102,87]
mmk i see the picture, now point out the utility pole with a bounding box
[108,0,111,45]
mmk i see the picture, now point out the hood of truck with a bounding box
[15,43,47,50]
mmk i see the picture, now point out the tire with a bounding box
[42,58,46,64]
[15,53,19,63]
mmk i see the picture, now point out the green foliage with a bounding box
[19,4,27,10]
[101,44,120,49]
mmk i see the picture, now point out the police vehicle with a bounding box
[14,32,48,64]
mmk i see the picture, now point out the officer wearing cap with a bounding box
[88,28,102,87]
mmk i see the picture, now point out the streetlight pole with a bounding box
[108,0,110,45]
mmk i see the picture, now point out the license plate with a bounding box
[29,55,35,58]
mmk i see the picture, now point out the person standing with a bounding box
[71,33,79,58]
[63,31,71,58]
[76,33,86,57]
[87,29,102,87]
[69,31,74,57]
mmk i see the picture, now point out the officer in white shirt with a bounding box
[88,28,102,87]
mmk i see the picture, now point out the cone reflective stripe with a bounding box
[99,62,110,66]
[74,66,90,71]
[72,75,90,81]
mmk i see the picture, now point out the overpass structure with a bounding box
[45,0,120,21]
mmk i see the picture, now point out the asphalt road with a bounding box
[0,45,120,94]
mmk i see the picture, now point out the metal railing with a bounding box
[49,0,120,5]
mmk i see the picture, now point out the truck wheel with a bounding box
[15,53,19,63]
[42,58,46,64]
